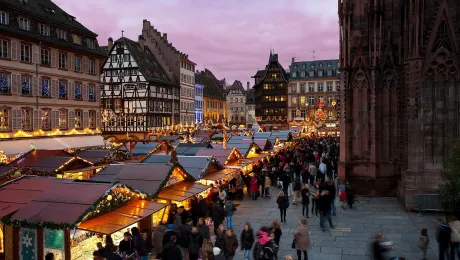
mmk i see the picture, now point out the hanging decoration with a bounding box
[19,228,37,260]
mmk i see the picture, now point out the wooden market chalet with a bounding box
[100,36,179,136]
[252,51,289,131]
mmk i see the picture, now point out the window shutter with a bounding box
[83,111,89,128]
[51,110,58,129]
[68,81,74,100]
[11,40,18,60]
[96,84,101,102]
[32,76,39,96]
[82,57,88,73]
[51,50,58,67]
[51,79,58,98]
[70,54,75,71]
[68,110,75,129]
[33,109,40,130]
[82,84,88,101]
[11,74,19,95]
[12,109,21,130]
[67,52,72,70]
[96,111,101,129]
[32,45,39,64]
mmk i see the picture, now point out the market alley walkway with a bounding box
[229,195,441,260]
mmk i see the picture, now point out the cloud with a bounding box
[53,0,339,84]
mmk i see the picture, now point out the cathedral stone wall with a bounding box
[339,0,460,210]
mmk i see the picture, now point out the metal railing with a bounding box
[413,194,441,216]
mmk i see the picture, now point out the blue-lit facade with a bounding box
[195,83,204,123]
[288,59,340,135]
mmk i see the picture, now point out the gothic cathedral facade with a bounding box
[338,0,460,209]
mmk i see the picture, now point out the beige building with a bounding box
[245,89,256,128]
[288,58,340,133]
[180,54,196,124]
[0,0,105,160]
[226,80,247,127]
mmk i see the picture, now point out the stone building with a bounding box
[338,0,460,208]
[252,52,289,131]
[194,81,203,124]
[288,58,340,134]
[226,80,247,128]
[245,89,256,129]
[0,0,105,160]
[180,54,196,124]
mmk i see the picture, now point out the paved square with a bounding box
[229,194,442,260]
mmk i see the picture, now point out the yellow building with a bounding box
[196,70,226,125]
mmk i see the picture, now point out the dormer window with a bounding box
[18,17,30,31]
[72,34,81,45]
[86,38,95,49]
[56,28,67,40]
[0,11,8,25]
[39,23,50,36]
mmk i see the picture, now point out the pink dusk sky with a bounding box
[54,0,339,85]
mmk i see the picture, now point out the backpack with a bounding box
[255,242,274,260]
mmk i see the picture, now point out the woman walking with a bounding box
[293,218,311,260]
[276,191,290,223]
[240,223,255,260]
[250,175,259,200]
[222,229,239,260]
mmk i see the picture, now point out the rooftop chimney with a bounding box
[108,37,113,50]
[138,35,145,50]
[163,33,167,41]
[247,82,250,91]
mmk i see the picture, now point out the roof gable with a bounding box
[253,53,289,86]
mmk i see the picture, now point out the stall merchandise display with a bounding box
[71,234,102,260]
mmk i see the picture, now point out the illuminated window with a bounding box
[21,109,32,130]
[75,110,82,129]
[291,96,297,105]
[72,34,81,45]
[300,96,306,105]
[59,109,67,129]
[272,74,277,78]
[41,109,51,130]
[0,108,10,131]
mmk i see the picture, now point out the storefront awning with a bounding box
[78,199,166,235]
[0,135,105,156]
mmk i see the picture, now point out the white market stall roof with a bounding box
[0,135,106,156]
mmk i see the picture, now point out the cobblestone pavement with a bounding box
[229,193,442,260]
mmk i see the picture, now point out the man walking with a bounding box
[318,190,334,232]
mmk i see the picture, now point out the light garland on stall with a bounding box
[3,128,102,139]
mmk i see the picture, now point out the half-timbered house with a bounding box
[101,36,179,137]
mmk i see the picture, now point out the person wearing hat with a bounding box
[163,224,179,248]
[213,247,226,260]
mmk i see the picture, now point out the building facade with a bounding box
[196,69,226,126]
[195,82,203,124]
[288,59,340,134]
[0,0,104,157]
[245,89,256,128]
[226,80,246,127]
[180,54,196,124]
[100,36,178,137]
[252,52,289,131]
[339,0,460,208]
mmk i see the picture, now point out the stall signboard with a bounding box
[19,228,37,260]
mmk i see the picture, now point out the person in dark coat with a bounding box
[163,235,183,260]
[198,217,210,239]
[345,182,356,209]
[163,224,179,247]
[436,218,452,260]
[188,227,203,260]
[197,195,207,219]
[210,200,225,233]
[190,196,199,226]
[276,191,289,223]
[222,229,239,260]
[318,190,334,232]
[300,184,310,217]
[179,222,192,260]
[240,223,255,260]
[118,232,134,256]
